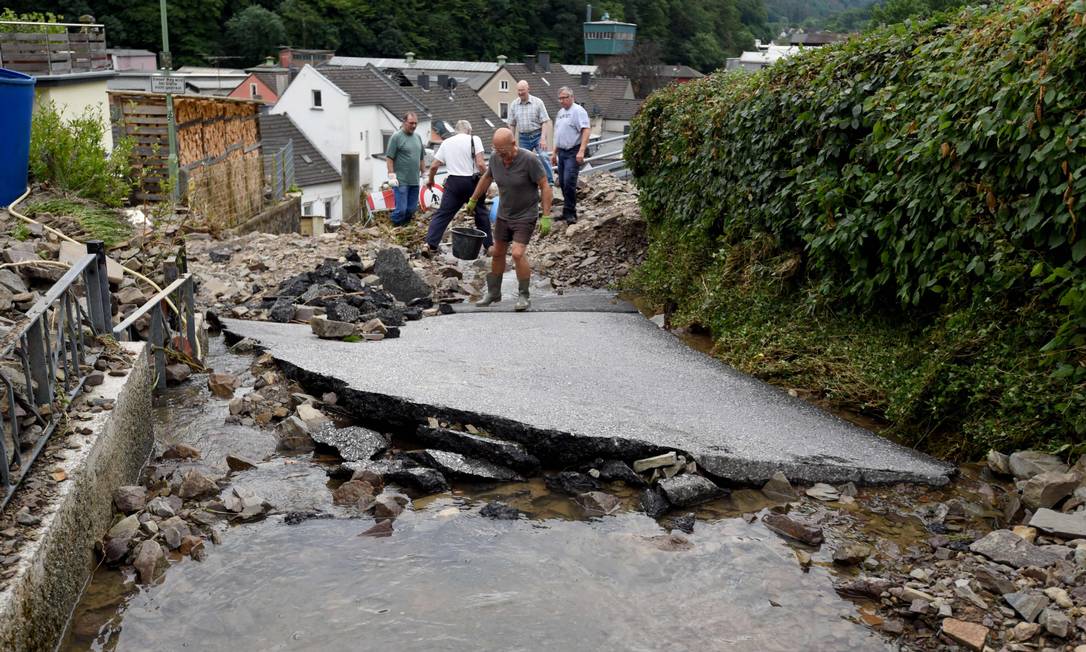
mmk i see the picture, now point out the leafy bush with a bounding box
[626,0,1086,459]
[29,100,133,207]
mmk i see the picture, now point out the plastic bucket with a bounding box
[450,227,486,260]
[0,68,36,207]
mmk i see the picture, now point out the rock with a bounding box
[761,471,797,503]
[164,363,192,384]
[762,513,824,546]
[974,565,1015,595]
[268,297,295,323]
[146,496,177,518]
[632,452,676,472]
[358,520,394,537]
[162,525,182,550]
[968,529,1063,568]
[657,475,724,507]
[987,450,1011,475]
[639,487,670,518]
[576,491,621,516]
[832,543,872,565]
[1008,450,1069,480]
[383,466,449,495]
[360,318,387,335]
[1021,471,1080,510]
[223,488,271,521]
[326,301,360,323]
[413,426,540,473]
[374,248,431,303]
[373,494,405,519]
[1010,622,1041,641]
[333,480,376,506]
[113,486,146,514]
[178,470,219,500]
[107,514,140,541]
[833,577,893,600]
[1004,591,1050,622]
[545,471,600,495]
[1011,525,1037,543]
[596,460,645,487]
[954,579,988,609]
[132,540,164,583]
[208,248,232,263]
[479,502,522,520]
[226,454,259,472]
[103,537,130,566]
[805,483,840,501]
[294,403,332,432]
[1043,586,1073,609]
[161,443,201,460]
[1040,608,1071,637]
[0,269,28,294]
[940,618,988,651]
[901,586,936,603]
[310,316,355,339]
[179,535,203,557]
[311,425,387,462]
[670,513,695,534]
[276,416,315,451]
[411,449,522,483]
[207,372,238,399]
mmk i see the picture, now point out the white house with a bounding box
[258,113,342,222]
[269,64,432,191]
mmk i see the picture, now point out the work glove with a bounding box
[388,172,399,188]
[464,198,477,214]
[539,215,553,236]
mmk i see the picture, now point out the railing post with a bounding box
[25,320,53,407]
[86,241,113,333]
[184,277,196,360]
[150,307,166,392]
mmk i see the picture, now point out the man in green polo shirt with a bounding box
[385,111,425,226]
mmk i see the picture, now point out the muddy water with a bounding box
[59,337,896,652]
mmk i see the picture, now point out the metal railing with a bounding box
[0,242,113,511]
[0,21,111,76]
[113,262,195,393]
[266,139,295,201]
[581,133,629,178]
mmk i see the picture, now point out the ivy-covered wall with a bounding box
[626,0,1086,459]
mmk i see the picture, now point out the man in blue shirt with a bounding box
[550,87,591,224]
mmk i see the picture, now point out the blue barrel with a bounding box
[0,68,36,207]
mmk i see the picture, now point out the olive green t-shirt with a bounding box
[386,130,424,186]
[490,149,545,223]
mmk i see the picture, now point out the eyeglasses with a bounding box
[405,121,418,125]
[558,95,571,99]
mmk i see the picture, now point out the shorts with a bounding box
[493,217,537,245]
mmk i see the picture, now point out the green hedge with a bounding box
[626,0,1086,459]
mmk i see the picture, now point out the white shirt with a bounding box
[434,133,484,177]
[554,103,590,150]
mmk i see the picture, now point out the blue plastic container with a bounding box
[489,196,499,223]
[0,68,36,207]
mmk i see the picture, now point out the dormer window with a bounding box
[312,89,323,109]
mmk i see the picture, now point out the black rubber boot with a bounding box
[476,273,502,307]
[514,278,530,312]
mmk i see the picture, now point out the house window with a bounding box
[303,202,314,216]
[499,102,509,119]
[499,80,509,92]
[311,89,322,108]
[324,200,333,218]
[382,131,393,153]
[623,124,630,134]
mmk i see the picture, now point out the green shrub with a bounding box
[29,100,134,207]
[23,198,131,247]
[626,0,1086,459]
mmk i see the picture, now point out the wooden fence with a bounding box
[0,21,109,75]
[109,91,265,230]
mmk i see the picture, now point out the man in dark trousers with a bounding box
[550,86,591,224]
[464,127,554,311]
[423,120,493,255]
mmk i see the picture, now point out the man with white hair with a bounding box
[423,120,492,254]
[550,87,591,224]
[508,80,555,185]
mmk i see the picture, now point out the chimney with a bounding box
[418,73,430,90]
[538,51,551,73]
[279,47,293,69]
[580,71,591,86]
[497,54,507,66]
[437,74,449,89]
[405,51,416,65]
[524,54,536,73]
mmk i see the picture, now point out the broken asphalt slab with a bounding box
[222,313,954,485]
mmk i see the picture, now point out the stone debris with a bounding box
[656,474,725,507]
[207,372,239,399]
[311,425,388,462]
[968,529,1063,568]
[632,452,677,473]
[762,513,824,546]
[940,618,988,651]
[413,426,540,473]
[1007,450,1068,480]
[576,491,622,517]
[409,449,522,483]
[639,486,670,518]
[479,501,523,520]
[1020,470,1080,510]
[545,471,600,495]
[761,471,797,503]
[112,486,147,514]
[804,483,840,502]
[310,316,355,340]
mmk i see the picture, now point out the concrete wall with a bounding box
[226,194,302,236]
[300,182,342,222]
[34,79,113,150]
[0,343,152,652]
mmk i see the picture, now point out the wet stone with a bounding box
[670,513,695,534]
[657,475,724,507]
[968,529,1063,568]
[412,449,522,483]
[276,416,315,452]
[832,543,873,565]
[178,470,219,500]
[164,363,192,384]
[596,459,645,487]
[207,372,239,399]
[311,425,387,462]
[761,471,796,503]
[762,513,824,546]
[333,480,376,506]
[805,483,840,502]
[576,491,621,517]
[639,487,670,518]
[545,471,600,496]
[161,443,201,460]
[378,466,448,495]
[146,496,179,518]
[133,540,164,584]
[987,450,1011,475]
[107,514,140,541]
[226,454,259,472]
[414,426,541,473]
[373,494,405,519]
[103,537,130,566]
[113,485,147,514]
[359,519,394,538]
[480,501,523,520]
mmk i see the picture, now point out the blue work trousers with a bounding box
[391,184,419,225]
[518,131,554,185]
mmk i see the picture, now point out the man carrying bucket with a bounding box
[423,120,493,255]
[464,128,554,312]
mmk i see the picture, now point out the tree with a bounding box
[598,40,663,97]
[225,5,287,67]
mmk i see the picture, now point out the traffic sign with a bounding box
[151,75,185,94]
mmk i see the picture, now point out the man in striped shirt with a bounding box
[508,80,555,185]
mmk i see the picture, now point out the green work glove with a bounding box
[464,198,477,214]
[539,215,553,236]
